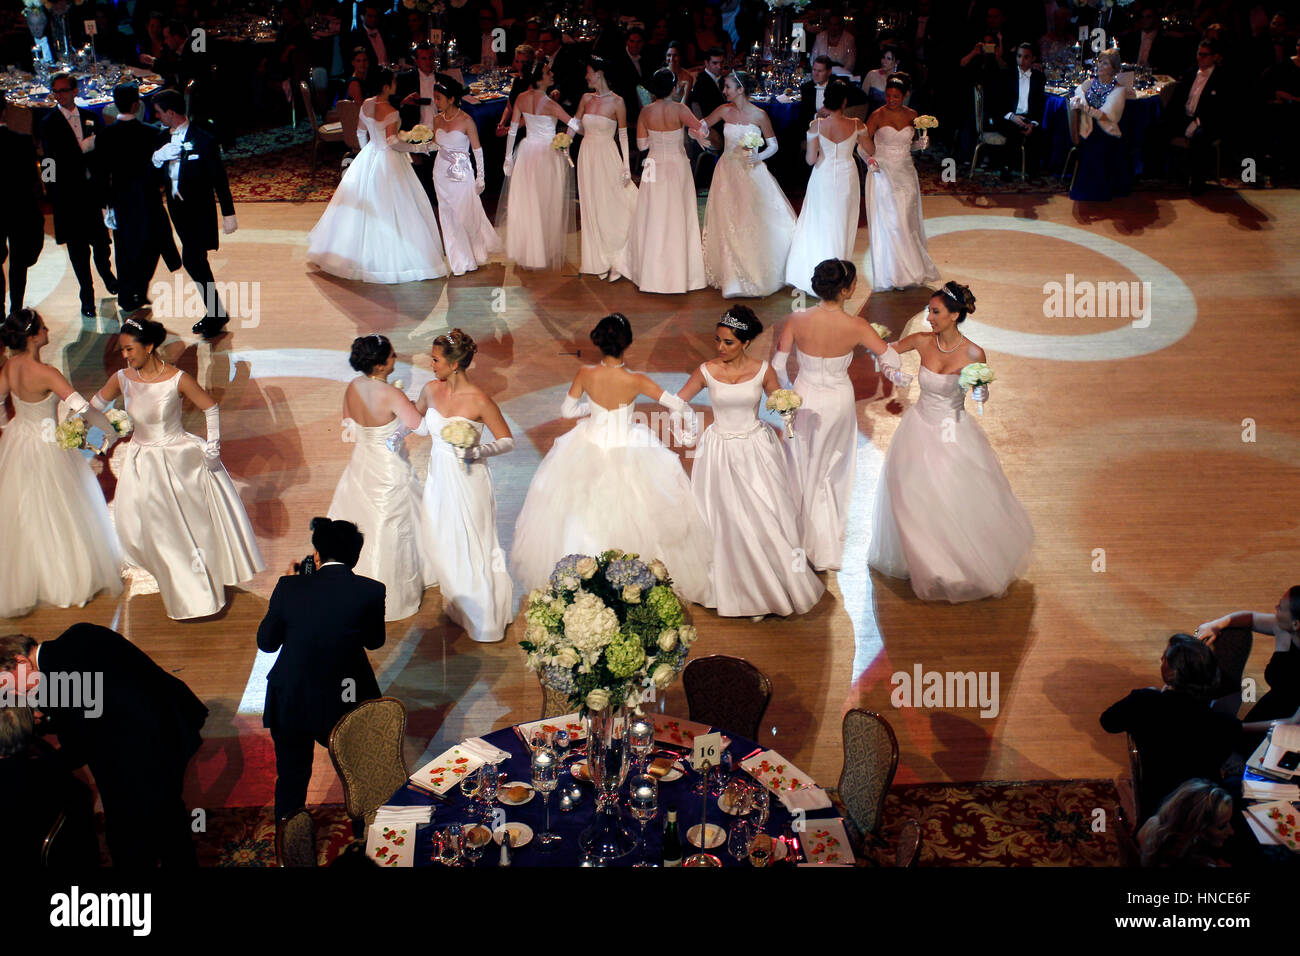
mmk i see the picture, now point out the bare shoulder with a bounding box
[967,340,987,363]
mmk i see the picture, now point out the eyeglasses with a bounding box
[53,86,76,93]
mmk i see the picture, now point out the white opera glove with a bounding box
[386,134,428,154]
[356,121,369,149]
[503,120,519,175]
[696,120,708,139]
[152,141,182,166]
[203,405,221,459]
[463,436,515,460]
[67,391,115,450]
[771,349,793,390]
[657,391,699,447]
[90,393,114,412]
[560,393,590,418]
[0,396,8,428]
[473,146,486,194]
[877,345,902,372]
[749,135,778,166]
[912,131,929,151]
[617,127,632,185]
[636,134,650,152]
[64,391,90,416]
[566,116,580,135]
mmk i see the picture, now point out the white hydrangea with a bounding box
[562,590,620,659]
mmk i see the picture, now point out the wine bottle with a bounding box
[662,807,682,867]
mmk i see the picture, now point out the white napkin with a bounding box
[1243,779,1300,801]
[776,94,795,104]
[373,805,433,824]
[366,807,431,867]
[779,787,833,813]
[461,736,510,764]
[461,94,481,105]
[410,744,487,794]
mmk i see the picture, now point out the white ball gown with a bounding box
[305,102,449,283]
[785,121,860,296]
[432,127,502,275]
[113,371,264,620]
[868,366,1033,601]
[863,125,939,292]
[610,127,706,294]
[422,407,513,643]
[499,112,575,270]
[511,397,714,608]
[702,122,796,298]
[328,415,436,621]
[691,362,824,617]
[577,113,637,276]
[0,393,123,617]
[782,350,857,571]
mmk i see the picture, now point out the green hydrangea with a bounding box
[645,586,684,628]
[526,593,565,629]
[604,636,646,678]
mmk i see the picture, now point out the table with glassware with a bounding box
[0,62,163,116]
[375,712,850,868]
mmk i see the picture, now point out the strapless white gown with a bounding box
[785,124,860,296]
[868,366,1033,601]
[433,127,502,275]
[511,398,714,607]
[500,112,574,270]
[692,362,824,617]
[114,370,264,620]
[327,415,436,621]
[422,408,513,643]
[0,392,123,617]
[577,113,638,276]
[702,122,796,298]
[864,125,939,292]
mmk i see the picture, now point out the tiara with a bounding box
[124,318,144,330]
[23,312,38,334]
[719,312,749,332]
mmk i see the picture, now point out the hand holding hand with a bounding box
[620,168,631,185]
[1193,621,1221,645]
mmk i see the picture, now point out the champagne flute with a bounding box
[531,747,560,848]
[629,774,659,867]
[627,716,655,775]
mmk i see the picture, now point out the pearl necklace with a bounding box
[137,359,167,382]
[600,361,625,369]
[934,332,964,353]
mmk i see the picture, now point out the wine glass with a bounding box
[748,832,774,868]
[531,747,560,849]
[711,749,733,797]
[627,716,655,774]
[747,786,770,828]
[727,819,754,863]
[460,764,484,822]
[478,765,501,824]
[629,774,659,867]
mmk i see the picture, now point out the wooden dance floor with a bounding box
[10,187,1300,812]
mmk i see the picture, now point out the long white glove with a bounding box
[503,119,519,175]
[771,349,793,390]
[152,141,182,167]
[459,436,515,460]
[0,396,8,427]
[877,346,902,372]
[617,127,632,185]
[356,120,370,150]
[473,146,486,194]
[385,134,434,154]
[912,131,929,151]
[560,393,590,418]
[658,391,699,447]
[636,134,650,152]
[385,416,429,452]
[749,135,778,166]
[203,405,221,459]
[566,117,580,135]
[67,391,116,450]
[856,144,880,171]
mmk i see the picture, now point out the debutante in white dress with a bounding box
[782,350,857,571]
[511,398,714,607]
[327,416,436,621]
[422,407,512,643]
[433,127,502,275]
[868,366,1033,601]
[610,127,706,294]
[305,103,449,283]
[864,125,939,291]
[0,393,123,617]
[577,113,638,276]
[500,112,575,270]
[702,122,796,298]
[114,370,264,620]
[691,362,824,617]
[785,121,860,296]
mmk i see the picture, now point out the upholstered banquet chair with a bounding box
[894,818,923,867]
[682,655,773,740]
[328,697,409,834]
[276,809,318,867]
[300,79,344,174]
[828,709,899,851]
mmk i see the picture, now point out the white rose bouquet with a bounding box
[400,124,434,144]
[959,362,995,415]
[440,419,478,471]
[105,408,133,437]
[54,416,88,451]
[765,387,803,438]
[551,131,574,167]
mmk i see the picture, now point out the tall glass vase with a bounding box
[578,705,636,862]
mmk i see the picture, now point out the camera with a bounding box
[296,554,316,575]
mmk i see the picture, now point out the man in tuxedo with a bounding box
[538,26,585,115]
[0,625,209,867]
[0,97,44,316]
[39,73,118,319]
[608,26,650,130]
[687,47,727,187]
[396,43,441,206]
[256,518,386,821]
[151,89,237,338]
[96,83,182,316]
[1119,4,1175,75]
[993,43,1047,176]
[797,55,867,128]
[351,1,396,68]
[1167,39,1230,194]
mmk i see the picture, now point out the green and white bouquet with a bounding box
[54,416,87,450]
[959,362,995,415]
[105,408,133,437]
[870,322,892,340]
[765,387,803,438]
[520,550,698,713]
[440,419,478,471]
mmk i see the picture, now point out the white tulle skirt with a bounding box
[702,152,796,298]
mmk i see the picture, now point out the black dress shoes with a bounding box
[192,317,229,339]
[104,277,119,296]
[81,305,96,318]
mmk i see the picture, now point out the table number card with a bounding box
[84,20,97,36]
[693,731,722,771]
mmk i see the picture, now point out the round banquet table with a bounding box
[1041,86,1168,178]
[385,719,841,868]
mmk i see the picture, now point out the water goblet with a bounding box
[531,747,561,849]
[627,716,654,774]
[435,824,463,866]
[628,774,659,867]
[747,785,770,828]
[711,749,733,797]
[552,729,570,762]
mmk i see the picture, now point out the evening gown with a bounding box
[1068,83,1132,201]
[433,127,502,275]
[511,397,714,608]
[500,112,573,270]
[702,122,796,298]
[114,370,264,620]
[0,393,123,617]
[785,121,860,297]
[577,113,638,276]
[328,415,436,621]
[692,362,824,617]
[868,366,1033,601]
[421,407,513,643]
[305,104,449,283]
[863,125,940,291]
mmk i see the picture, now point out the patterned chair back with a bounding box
[329,697,409,827]
[276,809,318,867]
[838,709,899,837]
[682,655,773,740]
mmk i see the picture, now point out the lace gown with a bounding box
[114,371,264,620]
[782,350,857,571]
[702,122,796,298]
[577,113,638,276]
[511,398,714,608]
[785,123,860,296]
[433,127,502,275]
[863,125,940,292]
[422,407,513,643]
[500,113,573,270]
[327,416,436,621]
[0,393,123,617]
[305,104,449,283]
[610,127,706,294]
[868,367,1033,602]
[692,362,824,617]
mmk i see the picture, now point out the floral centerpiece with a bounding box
[765,388,803,438]
[959,362,995,415]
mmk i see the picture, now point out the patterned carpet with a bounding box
[199,778,1121,866]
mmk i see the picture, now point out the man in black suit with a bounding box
[1119,4,1176,76]
[96,83,182,316]
[608,26,650,131]
[538,26,586,116]
[797,55,867,129]
[687,47,728,188]
[395,43,441,207]
[151,89,237,338]
[1166,38,1231,194]
[992,43,1047,176]
[0,97,45,316]
[0,625,209,867]
[351,1,397,68]
[256,518,386,821]
[39,73,118,319]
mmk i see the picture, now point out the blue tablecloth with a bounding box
[1042,90,1163,178]
[386,720,839,867]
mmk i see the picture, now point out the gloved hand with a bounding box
[152,141,183,166]
[222,215,238,235]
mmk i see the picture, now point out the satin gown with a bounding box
[501,112,573,270]
[433,127,502,275]
[114,370,264,620]
[702,122,796,298]
[868,366,1033,602]
[421,408,513,643]
[785,123,860,296]
[327,415,436,621]
[577,113,638,276]
[511,398,714,608]
[0,393,123,617]
[691,362,824,617]
[864,125,940,291]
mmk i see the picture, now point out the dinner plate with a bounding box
[497,782,535,806]
[493,822,533,847]
[569,758,590,782]
[656,760,686,783]
[685,823,725,849]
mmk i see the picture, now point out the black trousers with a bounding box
[991,117,1044,175]
[0,233,31,315]
[271,725,329,821]
[411,155,438,211]
[101,771,197,868]
[169,199,227,322]
[64,226,115,311]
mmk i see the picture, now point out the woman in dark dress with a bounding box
[1068,48,1132,201]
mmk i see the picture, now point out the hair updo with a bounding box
[590,313,633,357]
[649,68,677,100]
[587,54,609,78]
[433,328,477,370]
[823,79,851,112]
[434,72,466,101]
[932,281,977,324]
[522,59,548,87]
[120,315,168,349]
[728,70,757,98]
[885,71,911,95]
[810,258,857,301]
[373,65,397,93]
[716,305,763,344]
[350,333,393,374]
[0,309,44,351]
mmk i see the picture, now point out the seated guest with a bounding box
[343,46,372,103]
[474,5,502,70]
[1165,38,1229,194]
[692,6,734,66]
[1251,12,1292,73]
[994,43,1047,176]
[812,12,857,74]
[135,11,167,69]
[351,2,396,69]
[1068,48,1131,201]
[1120,4,1177,75]
[1137,779,1235,867]
[148,17,204,91]
[1100,633,1240,822]
[863,45,909,111]
[1257,35,1300,181]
